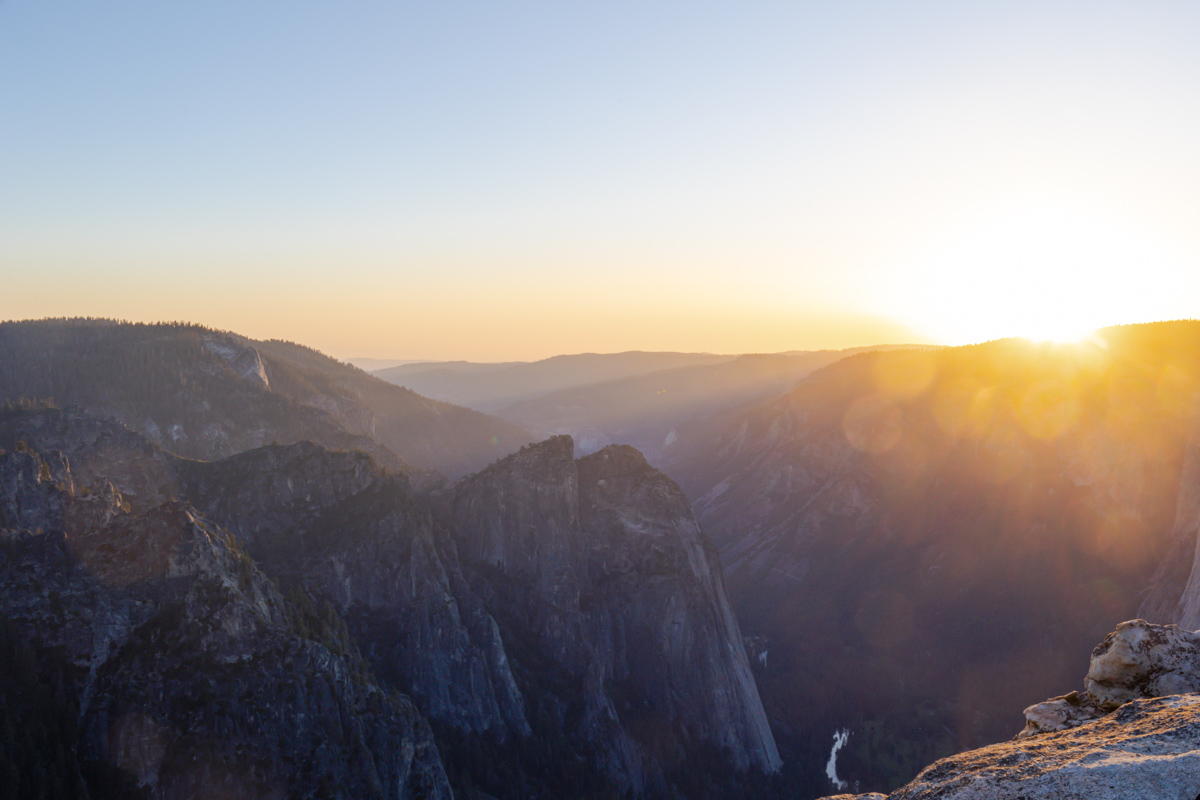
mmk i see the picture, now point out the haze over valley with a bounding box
[5,2,1200,799]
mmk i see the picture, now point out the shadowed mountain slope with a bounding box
[0,435,452,800]
[245,337,534,477]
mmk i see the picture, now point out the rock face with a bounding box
[1140,430,1200,627]
[178,441,530,740]
[659,323,1200,790]
[575,445,780,772]
[1,405,778,797]
[0,441,452,800]
[0,404,180,509]
[447,437,782,790]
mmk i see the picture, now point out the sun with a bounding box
[885,201,1194,346]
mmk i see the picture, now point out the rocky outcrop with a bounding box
[1019,619,1200,737]
[887,695,1200,800]
[204,335,270,391]
[0,404,179,509]
[817,619,1200,800]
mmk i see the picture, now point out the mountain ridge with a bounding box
[0,318,534,478]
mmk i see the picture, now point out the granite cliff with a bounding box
[0,440,451,800]
[0,404,778,798]
[447,438,781,790]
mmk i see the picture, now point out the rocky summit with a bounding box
[447,437,781,789]
[0,404,778,799]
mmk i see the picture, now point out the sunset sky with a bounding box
[2,1,1199,361]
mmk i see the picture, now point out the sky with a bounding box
[2,1,1199,361]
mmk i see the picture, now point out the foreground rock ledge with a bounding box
[1020,619,1200,738]
[821,694,1200,800]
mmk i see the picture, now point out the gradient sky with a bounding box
[2,1,1199,360]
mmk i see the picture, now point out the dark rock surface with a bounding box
[0,441,452,800]
[447,437,781,791]
[178,441,530,739]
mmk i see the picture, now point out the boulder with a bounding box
[1019,619,1200,737]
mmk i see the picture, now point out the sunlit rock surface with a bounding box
[816,619,1200,800]
[1018,619,1200,737]
[888,695,1200,800]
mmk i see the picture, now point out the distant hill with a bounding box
[374,351,736,411]
[245,337,533,477]
[343,356,426,371]
[496,346,927,462]
[0,319,533,477]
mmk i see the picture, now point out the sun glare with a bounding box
[885,202,1194,346]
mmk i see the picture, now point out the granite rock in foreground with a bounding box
[816,620,1200,800]
[1020,619,1200,737]
[817,695,1200,800]
[889,694,1200,800]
